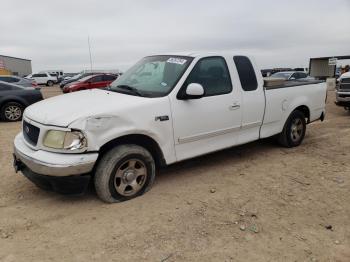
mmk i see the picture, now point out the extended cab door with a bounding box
[233,56,265,144]
[170,56,242,161]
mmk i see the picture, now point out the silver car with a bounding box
[270,71,314,81]
[0,75,38,88]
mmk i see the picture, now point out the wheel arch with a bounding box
[97,134,166,168]
[293,105,310,123]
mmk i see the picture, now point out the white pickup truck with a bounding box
[13,53,327,203]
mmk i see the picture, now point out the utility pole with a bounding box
[88,35,93,71]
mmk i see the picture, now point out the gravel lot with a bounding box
[0,87,349,262]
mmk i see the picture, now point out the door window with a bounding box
[183,57,232,96]
[103,75,116,81]
[0,77,18,83]
[293,72,307,79]
[32,74,47,78]
[91,76,103,83]
[0,83,19,90]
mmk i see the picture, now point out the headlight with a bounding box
[43,130,87,150]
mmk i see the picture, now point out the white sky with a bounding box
[1,0,349,72]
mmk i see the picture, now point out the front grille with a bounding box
[23,120,40,146]
[339,78,350,91]
[339,83,350,90]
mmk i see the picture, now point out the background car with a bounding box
[0,75,39,88]
[0,81,43,121]
[60,72,100,88]
[270,71,309,80]
[62,73,78,81]
[26,72,57,86]
[63,74,117,93]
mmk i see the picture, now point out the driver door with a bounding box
[170,56,242,161]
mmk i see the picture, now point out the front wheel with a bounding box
[278,110,306,147]
[94,144,156,203]
[47,80,54,86]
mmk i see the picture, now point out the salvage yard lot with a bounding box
[0,88,349,261]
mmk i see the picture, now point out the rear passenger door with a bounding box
[170,56,242,161]
[233,56,265,144]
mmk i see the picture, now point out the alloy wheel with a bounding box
[290,118,304,142]
[114,159,147,197]
[4,105,22,121]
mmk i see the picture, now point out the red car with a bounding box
[63,74,117,93]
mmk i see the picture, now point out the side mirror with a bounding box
[290,77,296,80]
[184,83,204,99]
[87,81,92,84]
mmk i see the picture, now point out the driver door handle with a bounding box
[230,103,240,110]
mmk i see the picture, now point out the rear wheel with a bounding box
[278,110,306,147]
[0,102,23,122]
[47,80,54,86]
[94,144,156,203]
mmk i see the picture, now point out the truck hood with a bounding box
[24,89,151,127]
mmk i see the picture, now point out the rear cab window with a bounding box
[233,56,258,91]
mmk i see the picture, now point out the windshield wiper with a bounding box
[115,85,143,96]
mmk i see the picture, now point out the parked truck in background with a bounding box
[13,53,327,203]
[335,72,350,111]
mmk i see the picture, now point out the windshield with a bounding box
[109,55,193,97]
[271,72,293,79]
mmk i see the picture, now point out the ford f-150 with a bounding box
[13,53,327,203]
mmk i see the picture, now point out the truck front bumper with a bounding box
[335,91,350,107]
[13,133,99,194]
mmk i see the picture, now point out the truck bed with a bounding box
[260,79,327,139]
[265,80,324,90]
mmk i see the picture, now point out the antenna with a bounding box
[88,35,93,71]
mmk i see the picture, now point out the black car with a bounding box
[0,81,43,122]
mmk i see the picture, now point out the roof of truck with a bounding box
[147,51,240,57]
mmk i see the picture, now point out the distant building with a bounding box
[0,55,32,77]
[309,55,350,79]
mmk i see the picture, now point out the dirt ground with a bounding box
[0,87,349,262]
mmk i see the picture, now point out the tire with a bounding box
[47,80,54,86]
[278,110,306,148]
[0,102,24,122]
[94,144,156,203]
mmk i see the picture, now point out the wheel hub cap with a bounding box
[114,159,147,197]
[290,118,303,142]
[124,170,136,183]
[4,106,21,121]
